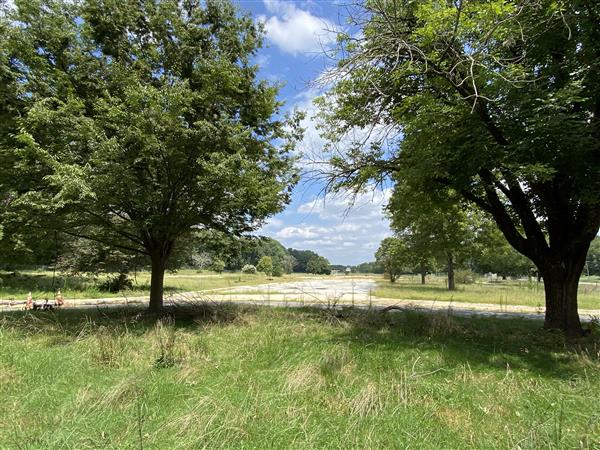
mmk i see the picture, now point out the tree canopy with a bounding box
[375,237,409,283]
[1,0,301,310]
[306,255,331,275]
[319,0,600,335]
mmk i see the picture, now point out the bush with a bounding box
[210,259,226,274]
[455,269,476,284]
[241,264,257,274]
[256,256,273,276]
[272,265,283,277]
[98,272,133,292]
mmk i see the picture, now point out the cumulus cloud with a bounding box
[259,0,337,56]
[298,189,392,220]
[275,225,329,239]
[260,188,393,265]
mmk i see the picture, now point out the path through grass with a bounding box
[374,276,600,310]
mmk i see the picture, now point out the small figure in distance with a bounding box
[55,290,64,307]
[25,292,33,310]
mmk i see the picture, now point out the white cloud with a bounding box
[259,0,337,56]
[298,189,392,220]
[259,188,393,265]
[275,225,329,239]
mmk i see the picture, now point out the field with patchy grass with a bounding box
[374,276,600,310]
[0,270,303,301]
[1,305,599,449]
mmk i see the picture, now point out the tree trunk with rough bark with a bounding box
[419,261,426,285]
[147,239,174,313]
[539,252,588,337]
[447,252,455,291]
[149,252,167,313]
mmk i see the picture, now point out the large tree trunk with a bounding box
[420,263,426,285]
[447,252,455,291]
[539,253,587,337]
[149,253,167,312]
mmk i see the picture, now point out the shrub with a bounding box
[272,265,283,277]
[210,259,226,274]
[241,264,257,274]
[98,272,133,292]
[256,256,273,276]
[455,269,476,284]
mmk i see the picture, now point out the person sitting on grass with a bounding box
[55,290,64,307]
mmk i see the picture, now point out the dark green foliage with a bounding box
[473,224,534,278]
[232,237,295,273]
[288,248,322,273]
[256,255,273,276]
[1,0,301,310]
[306,255,331,275]
[375,237,409,283]
[586,238,600,276]
[56,236,145,276]
[98,272,134,293]
[210,259,226,275]
[354,261,384,274]
[319,0,600,334]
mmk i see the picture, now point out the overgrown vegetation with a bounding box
[1,305,599,449]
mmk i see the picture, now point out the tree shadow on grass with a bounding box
[1,303,598,379]
[321,307,600,380]
[0,301,251,341]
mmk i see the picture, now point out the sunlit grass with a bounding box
[0,270,306,301]
[0,305,599,449]
[373,275,600,310]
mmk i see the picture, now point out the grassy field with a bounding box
[374,276,600,310]
[1,305,599,449]
[0,270,303,301]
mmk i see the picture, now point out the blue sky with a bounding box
[240,0,392,265]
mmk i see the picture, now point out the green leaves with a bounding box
[1,0,300,263]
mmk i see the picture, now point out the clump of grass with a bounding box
[284,364,325,393]
[93,325,129,367]
[350,382,384,417]
[318,345,353,379]
[425,312,464,337]
[153,318,179,368]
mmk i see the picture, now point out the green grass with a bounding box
[374,275,600,310]
[0,270,303,301]
[1,305,599,449]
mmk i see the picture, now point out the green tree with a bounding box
[2,0,301,311]
[375,237,409,283]
[473,224,534,279]
[288,248,323,273]
[319,0,600,335]
[306,255,331,275]
[256,256,273,276]
[387,184,477,290]
[210,259,226,275]
[585,238,600,276]
[354,261,383,274]
[237,237,294,273]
